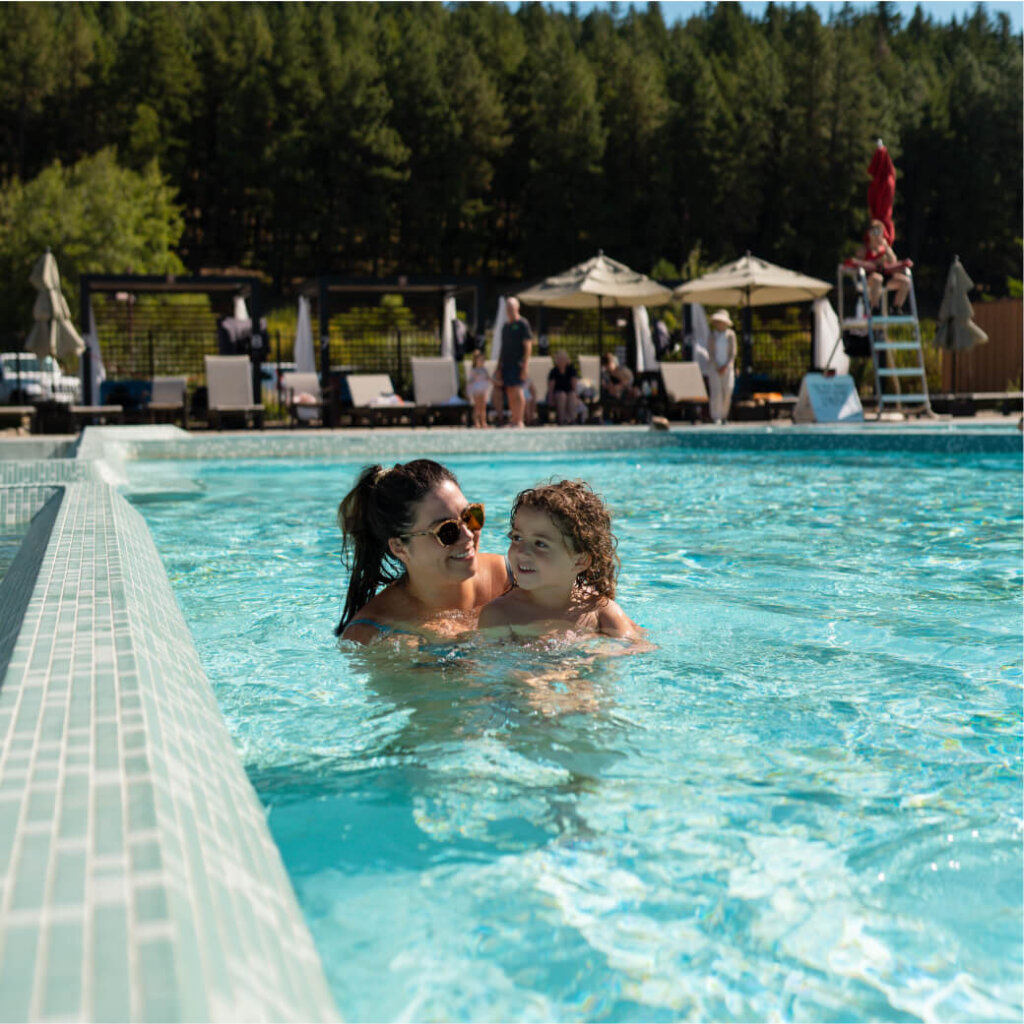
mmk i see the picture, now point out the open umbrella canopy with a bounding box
[673,252,832,307]
[935,256,988,353]
[25,250,85,362]
[517,251,671,309]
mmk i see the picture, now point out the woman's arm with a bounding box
[478,600,508,630]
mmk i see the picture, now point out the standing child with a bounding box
[479,480,638,638]
[466,350,491,429]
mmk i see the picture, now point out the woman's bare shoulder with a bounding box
[478,551,512,597]
[339,584,406,643]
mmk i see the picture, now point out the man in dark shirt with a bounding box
[499,297,533,428]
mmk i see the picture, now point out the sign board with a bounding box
[793,373,864,423]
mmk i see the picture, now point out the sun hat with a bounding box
[710,309,733,328]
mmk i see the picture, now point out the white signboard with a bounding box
[793,373,864,423]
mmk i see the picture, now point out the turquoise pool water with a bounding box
[128,446,1022,1022]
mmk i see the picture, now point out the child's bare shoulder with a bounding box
[595,598,639,638]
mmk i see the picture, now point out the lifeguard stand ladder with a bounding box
[836,264,933,419]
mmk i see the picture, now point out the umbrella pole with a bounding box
[742,298,753,382]
[598,296,603,357]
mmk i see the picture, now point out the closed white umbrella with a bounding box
[293,295,316,373]
[689,303,711,377]
[813,297,849,375]
[489,296,508,364]
[632,306,659,372]
[25,249,85,363]
[440,295,457,358]
[934,256,988,393]
[934,257,987,353]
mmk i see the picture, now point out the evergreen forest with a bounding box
[0,0,1020,331]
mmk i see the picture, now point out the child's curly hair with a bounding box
[510,480,619,599]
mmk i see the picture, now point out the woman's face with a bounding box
[393,480,481,584]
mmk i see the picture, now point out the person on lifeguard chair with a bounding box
[847,219,913,314]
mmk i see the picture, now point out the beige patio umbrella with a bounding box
[25,249,85,363]
[934,256,987,392]
[517,251,672,353]
[673,252,831,374]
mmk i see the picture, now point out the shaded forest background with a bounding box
[0,0,1020,332]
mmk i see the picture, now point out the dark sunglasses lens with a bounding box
[435,521,462,546]
[464,504,485,530]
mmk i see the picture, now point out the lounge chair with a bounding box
[147,376,187,426]
[345,373,416,427]
[280,371,325,428]
[411,357,467,426]
[204,355,264,430]
[659,362,708,423]
[71,404,124,428]
[522,355,554,423]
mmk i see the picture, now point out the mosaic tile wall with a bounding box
[0,477,339,1022]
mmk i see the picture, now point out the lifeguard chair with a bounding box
[836,263,933,419]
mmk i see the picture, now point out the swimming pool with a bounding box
[127,444,1022,1022]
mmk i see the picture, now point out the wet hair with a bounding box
[510,480,619,599]
[336,459,458,634]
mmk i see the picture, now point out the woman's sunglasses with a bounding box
[403,503,485,547]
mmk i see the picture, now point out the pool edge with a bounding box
[0,441,341,1022]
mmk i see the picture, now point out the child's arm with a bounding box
[478,594,514,632]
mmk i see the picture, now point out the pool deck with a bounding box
[0,419,1019,1022]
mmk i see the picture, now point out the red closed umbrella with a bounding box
[867,139,896,244]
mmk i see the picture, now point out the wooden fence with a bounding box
[941,298,1022,393]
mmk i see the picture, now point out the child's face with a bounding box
[507,507,588,593]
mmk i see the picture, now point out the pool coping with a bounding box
[0,421,1020,1021]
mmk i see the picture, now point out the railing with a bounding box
[77,323,818,408]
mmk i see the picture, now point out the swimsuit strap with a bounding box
[346,618,418,638]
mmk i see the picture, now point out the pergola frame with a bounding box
[301,275,482,390]
[79,274,265,404]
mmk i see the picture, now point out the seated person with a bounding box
[848,219,913,313]
[546,350,580,425]
[600,353,639,403]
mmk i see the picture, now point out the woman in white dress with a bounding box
[708,309,737,424]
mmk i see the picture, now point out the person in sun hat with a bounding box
[707,309,737,424]
[335,460,512,644]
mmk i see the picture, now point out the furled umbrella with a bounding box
[673,252,831,375]
[293,295,316,374]
[25,249,85,366]
[934,256,988,391]
[868,139,896,246]
[517,251,672,354]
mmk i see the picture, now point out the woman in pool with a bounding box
[336,459,511,643]
[479,480,638,639]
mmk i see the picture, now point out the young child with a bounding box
[479,480,638,638]
[466,350,491,429]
